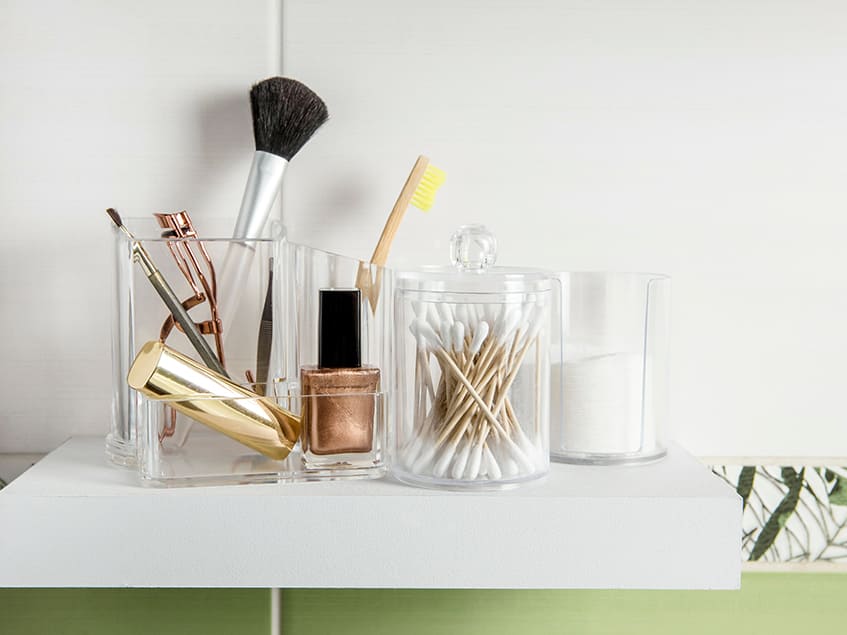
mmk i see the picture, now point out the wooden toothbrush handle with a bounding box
[369,155,430,266]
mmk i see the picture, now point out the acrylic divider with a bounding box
[107,217,137,466]
[280,242,390,479]
[550,272,671,465]
[108,217,284,469]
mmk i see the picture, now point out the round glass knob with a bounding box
[450,224,497,272]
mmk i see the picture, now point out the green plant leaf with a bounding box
[829,472,847,506]
[749,467,805,561]
[736,466,755,510]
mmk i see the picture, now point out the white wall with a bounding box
[2,0,845,458]
[0,0,280,452]
[281,0,847,457]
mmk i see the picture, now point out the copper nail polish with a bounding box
[300,289,380,456]
[300,367,379,454]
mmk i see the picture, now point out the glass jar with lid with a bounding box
[393,225,552,490]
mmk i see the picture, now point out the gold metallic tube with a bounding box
[128,341,300,460]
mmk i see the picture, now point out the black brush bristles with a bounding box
[250,77,328,160]
[106,207,123,228]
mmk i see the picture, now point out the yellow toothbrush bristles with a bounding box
[411,164,446,211]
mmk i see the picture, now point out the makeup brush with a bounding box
[356,155,445,310]
[106,209,228,377]
[217,77,328,331]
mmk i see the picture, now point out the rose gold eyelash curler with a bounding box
[154,211,226,365]
[153,210,226,442]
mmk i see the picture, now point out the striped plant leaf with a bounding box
[736,466,755,509]
[749,467,804,561]
[829,475,847,506]
[713,464,847,563]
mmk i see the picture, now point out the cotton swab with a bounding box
[400,297,548,483]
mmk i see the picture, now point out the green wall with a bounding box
[0,589,269,634]
[1,574,843,634]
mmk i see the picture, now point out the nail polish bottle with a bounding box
[300,289,381,469]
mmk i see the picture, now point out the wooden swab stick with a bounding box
[436,353,506,445]
[439,318,514,426]
[418,346,436,400]
[437,373,498,478]
[535,336,542,440]
[446,351,505,434]
[435,360,536,481]
[407,302,546,480]
[490,321,544,418]
[464,379,498,479]
[432,348,510,439]
[414,352,429,432]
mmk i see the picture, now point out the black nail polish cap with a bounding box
[318,289,362,368]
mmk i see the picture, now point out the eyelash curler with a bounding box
[153,210,226,442]
[154,211,226,367]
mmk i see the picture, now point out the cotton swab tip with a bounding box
[415,319,440,349]
[497,306,521,343]
[451,322,465,353]
[470,321,490,354]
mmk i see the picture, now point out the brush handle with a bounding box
[217,243,256,340]
[218,151,288,335]
[233,151,288,239]
[142,266,228,377]
[369,155,430,266]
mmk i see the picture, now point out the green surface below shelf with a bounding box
[0,588,270,635]
[1,573,844,634]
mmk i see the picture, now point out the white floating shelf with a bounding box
[0,437,740,589]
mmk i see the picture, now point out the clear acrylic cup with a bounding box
[550,272,671,465]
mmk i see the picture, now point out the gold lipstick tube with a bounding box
[128,341,300,460]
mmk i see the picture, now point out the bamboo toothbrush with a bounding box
[357,155,446,309]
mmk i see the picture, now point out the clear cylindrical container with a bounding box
[550,272,670,464]
[393,225,552,490]
[281,241,390,479]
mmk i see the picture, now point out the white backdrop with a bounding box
[0,0,278,452]
[281,0,847,458]
[1,0,845,458]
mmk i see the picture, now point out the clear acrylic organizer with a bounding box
[280,241,390,479]
[138,386,384,487]
[392,225,551,490]
[550,272,671,465]
[108,216,284,468]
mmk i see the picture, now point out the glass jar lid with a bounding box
[396,225,552,295]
